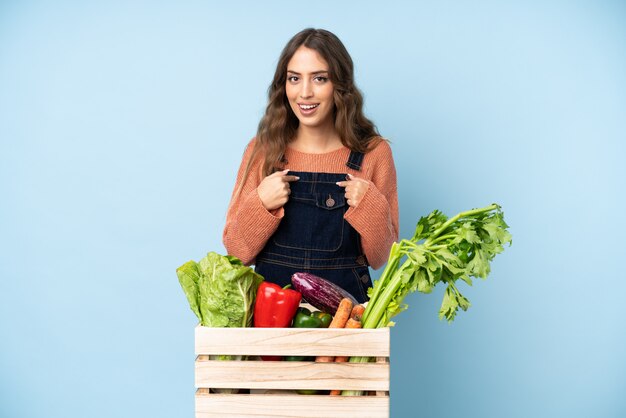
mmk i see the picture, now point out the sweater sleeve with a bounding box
[344,141,399,270]
[222,139,283,265]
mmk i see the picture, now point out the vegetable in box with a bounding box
[177,252,264,394]
[177,252,263,329]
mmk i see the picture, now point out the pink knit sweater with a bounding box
[223,138,399,270]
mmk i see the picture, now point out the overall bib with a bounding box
[255,151,372,303]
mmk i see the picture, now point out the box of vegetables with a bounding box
[177,204,511,418]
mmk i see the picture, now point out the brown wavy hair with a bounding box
[240,28,382,190]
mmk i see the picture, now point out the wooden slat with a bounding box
[195,326,390,357]
[375,357,390,397]
[195,359,389,391]
[195,392,389,418]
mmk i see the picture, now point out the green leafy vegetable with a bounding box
[342,204,511,396]
[177,252,264,393]
[176,252,263,328]
[362,203,511,327]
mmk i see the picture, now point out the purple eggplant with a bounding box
[291,272,358,315]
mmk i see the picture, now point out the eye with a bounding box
[314,76,329,83]
[287,75,299,83]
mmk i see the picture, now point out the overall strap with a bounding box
[346,150,365,171]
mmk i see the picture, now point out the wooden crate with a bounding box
[194,325,390,418]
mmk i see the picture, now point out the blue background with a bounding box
[1,1,625,417]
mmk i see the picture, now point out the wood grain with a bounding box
[195,326,390,357]
[195,359,389,391]
[193,320,390,417]
[195,392,389,418]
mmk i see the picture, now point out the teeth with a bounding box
[300,104,318,110]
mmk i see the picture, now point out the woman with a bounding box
[223,28,398,302]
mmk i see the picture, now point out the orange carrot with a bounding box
[349,304,365,322]
[315,298,353,363]
[344,317,362,329]
[328,298,353,328]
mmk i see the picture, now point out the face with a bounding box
[285,46,335,130]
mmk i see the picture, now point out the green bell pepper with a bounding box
[293,308,323,328]
[313,311,332,328]
[285,355,311,361]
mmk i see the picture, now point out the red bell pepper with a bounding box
[253,282,302,360]
[254,282,302,327]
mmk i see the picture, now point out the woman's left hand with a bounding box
[336,174,370,208]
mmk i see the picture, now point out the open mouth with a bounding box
[297,103,320,116]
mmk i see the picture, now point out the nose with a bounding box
[300,79,313,99]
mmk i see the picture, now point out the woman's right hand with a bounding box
[257,169,300,211]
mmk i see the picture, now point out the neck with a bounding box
[292,123,342,153]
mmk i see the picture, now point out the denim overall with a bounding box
[254,151,372,303]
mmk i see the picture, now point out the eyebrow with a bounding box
[287,70,329,75]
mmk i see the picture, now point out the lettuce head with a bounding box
[177,252,263,328]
